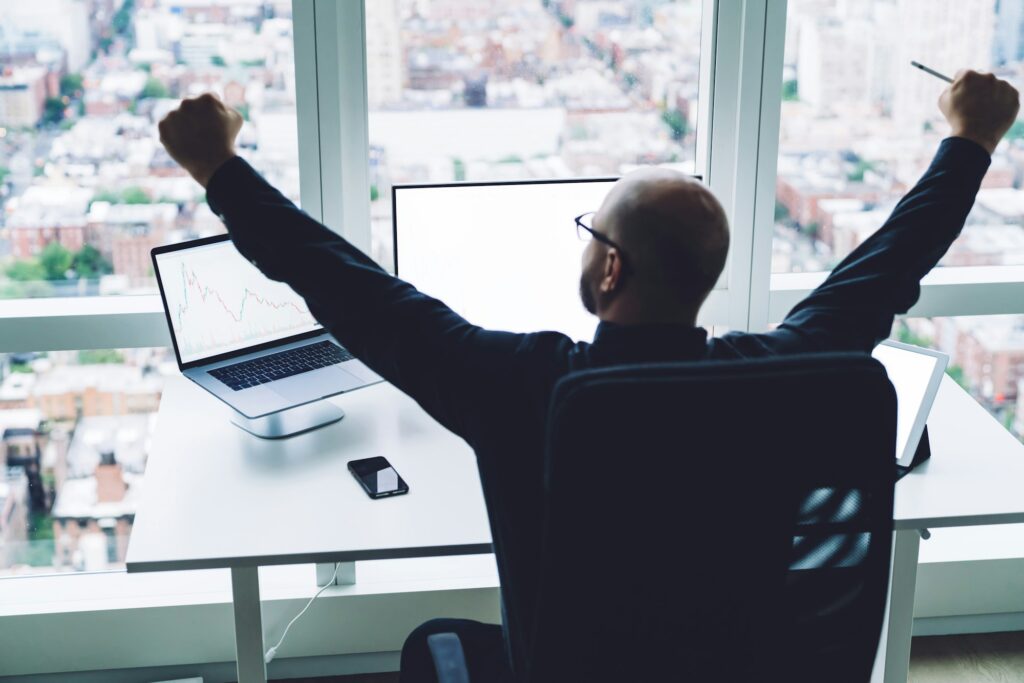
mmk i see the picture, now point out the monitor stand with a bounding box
[230,400,345,439]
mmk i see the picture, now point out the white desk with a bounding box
[126,378,492,683]
[876,375,1024,682]
[129,374,1024,683]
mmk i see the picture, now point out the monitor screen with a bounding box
[394,180,617,343]
[154,238,321,365]
[871,341,947,465]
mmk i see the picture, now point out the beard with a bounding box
[579,269,598,315]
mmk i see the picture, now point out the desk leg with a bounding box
[316,561,356,586]
[231,566,267,683]
[871,529,921,683]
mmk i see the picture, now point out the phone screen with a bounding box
[348,456,408,498]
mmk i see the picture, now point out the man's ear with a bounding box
[599,249,623,293]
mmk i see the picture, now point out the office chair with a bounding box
[428,353,897,682]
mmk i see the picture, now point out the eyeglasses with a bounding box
[574,212,628,257]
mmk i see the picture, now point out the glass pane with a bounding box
[0,1,299,298]
[773,1,1024,274]
[894,317,1024,440]
[365,0,704,267]
[0,347,172,576]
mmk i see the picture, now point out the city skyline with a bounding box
[4,0,1024,577]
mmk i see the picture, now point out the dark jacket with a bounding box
[206,136,990,671]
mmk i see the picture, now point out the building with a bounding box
[0,468,29,571]
[941,224,1024,267]
[796,15,871,115]
[0,407,47,512]
[0,364,163,423]
[2,184,93,260]
[0,66,48,127]
[934,316,1024,404]
[30,364,163,422]
[365,0,404,108]
[50,414,155,571]
[86,202,179,284]
[891,0,996,130]
[0,0,92,72]
[775,167,886,238]
[994,0,1024,65]
[5,215,88,261]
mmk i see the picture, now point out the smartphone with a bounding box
[348,456,409,499]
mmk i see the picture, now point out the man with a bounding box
[158,70,1018,681]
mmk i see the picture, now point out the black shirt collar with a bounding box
[588,321,709,364]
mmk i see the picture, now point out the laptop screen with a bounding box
[153,237,321,366]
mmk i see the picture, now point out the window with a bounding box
[0,347,171,575]
[772,0,1024,274]
[0,0,300,299]
[893,316,1024,440]
[364,0,704,266]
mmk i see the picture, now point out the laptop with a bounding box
[152,234,382,419]
[871,340,948,470]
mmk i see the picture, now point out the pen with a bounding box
[911,61,954,84]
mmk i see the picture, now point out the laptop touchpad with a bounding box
[270,367,363,403]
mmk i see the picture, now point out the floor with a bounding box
[266,633,1024,682]
[910,632,1024,683]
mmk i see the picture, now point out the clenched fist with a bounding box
[939,70,1020,155]
[158,93,244,187]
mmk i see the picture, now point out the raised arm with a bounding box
[735,70,1019,355]
[156,95,572,444]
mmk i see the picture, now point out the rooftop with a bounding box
[64,413,156,478]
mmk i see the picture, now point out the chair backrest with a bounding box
[527,353,897,683]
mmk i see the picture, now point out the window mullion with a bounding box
[311,0,372,254]
[705,0,772,332]
[745,0,788,333]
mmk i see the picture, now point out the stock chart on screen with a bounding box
[155,241,321,364]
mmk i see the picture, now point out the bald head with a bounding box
[584,168,729,320]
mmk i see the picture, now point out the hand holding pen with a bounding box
[912,61,1019,155]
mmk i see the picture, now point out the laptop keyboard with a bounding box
[209,341,354,391]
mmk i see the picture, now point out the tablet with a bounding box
[871,340,949,468]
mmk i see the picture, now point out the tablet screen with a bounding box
[871,342,948,465]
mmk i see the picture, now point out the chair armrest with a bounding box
[427,632,471,683]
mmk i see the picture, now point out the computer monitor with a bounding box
[393,179,617,343]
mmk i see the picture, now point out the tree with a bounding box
[78,349,124,364]
[90,189,120,205]
[60,73,84,98]
[42,97,65,125]
[661,108,689,141]
[121,186,151,204]
[774,201,790,222]
[39,243,73,280]
[112,0,134,35]
[782,79,799,102]
[946,365,969,390]
[6,259,46,282]
[847,159,875,182]
[1008,120,1024,141]
[139,77,168,100]
[72,245,113,278]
